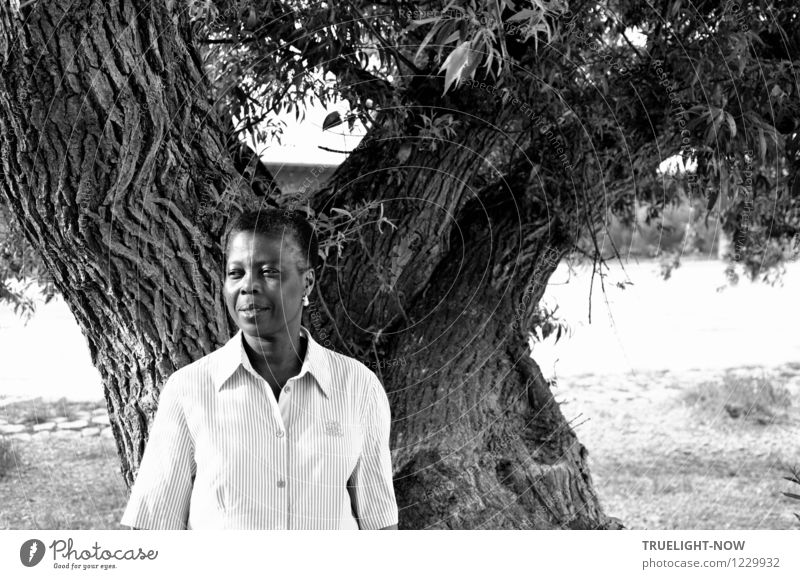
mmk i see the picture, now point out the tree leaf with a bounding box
[330,207,353,218]
[507,9,538,22]
[439,41,471,94]
[704,188,719,225]
[719,161,729,199]
[322,111,342,131]
[414,21,442,63]
[409,17,442,27]
[459,47,481,82]
[246,7,258,30]
[725,112,736,137]
[441,30,461,45]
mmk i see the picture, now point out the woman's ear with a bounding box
[304,268,315,296]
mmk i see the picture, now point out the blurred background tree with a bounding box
[0,197,56,320]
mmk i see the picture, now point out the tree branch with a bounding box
[343,0,424,76]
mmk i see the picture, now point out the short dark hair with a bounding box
[223,209,320,274]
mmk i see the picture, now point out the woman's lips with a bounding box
[239,306,270,316]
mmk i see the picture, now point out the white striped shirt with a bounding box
[120,325,398,530]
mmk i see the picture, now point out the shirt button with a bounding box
[276,430,285,438]
[284,385,291,393]
[277,479,286,488]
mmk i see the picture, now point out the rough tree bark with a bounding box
[310,121,616,528]
[0,0,260,486]
[0,0,619,529]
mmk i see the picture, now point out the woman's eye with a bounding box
[225,268,277,277]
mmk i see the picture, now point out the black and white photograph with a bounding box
[0,0,798,566]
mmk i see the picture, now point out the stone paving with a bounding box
[0,407,113,441]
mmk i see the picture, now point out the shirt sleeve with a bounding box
[348,372,399,530]
[121,375,196,530]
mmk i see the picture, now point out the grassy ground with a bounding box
[0,436,128,529]
[560,365,800,529]
[0,400,128,530]
[1,367,799,529]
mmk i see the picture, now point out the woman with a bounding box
[121,209,398,529]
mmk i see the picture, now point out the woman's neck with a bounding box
[242,330,306,375]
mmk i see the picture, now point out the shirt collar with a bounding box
[212,325,331,397]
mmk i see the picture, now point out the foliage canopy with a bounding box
[2,0,799,309]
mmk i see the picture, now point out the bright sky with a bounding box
[246,100,367,166]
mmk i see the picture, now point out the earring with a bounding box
[302,294,310,307]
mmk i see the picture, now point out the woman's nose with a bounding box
[241,271,263,293]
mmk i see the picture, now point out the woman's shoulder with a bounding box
[323,348,384,392]
[325,348,377,379]
[161,341,229,394]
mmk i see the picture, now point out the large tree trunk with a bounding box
[0,0,619,529]
[0,0,258,486]
[309,122,617,528]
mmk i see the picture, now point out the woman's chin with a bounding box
[236,311,275,331]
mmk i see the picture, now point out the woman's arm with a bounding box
[347,373,400,530]
[119,376,195,530]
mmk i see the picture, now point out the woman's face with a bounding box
[223,230,313,338]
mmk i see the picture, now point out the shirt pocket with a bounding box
[316,415,362,484]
